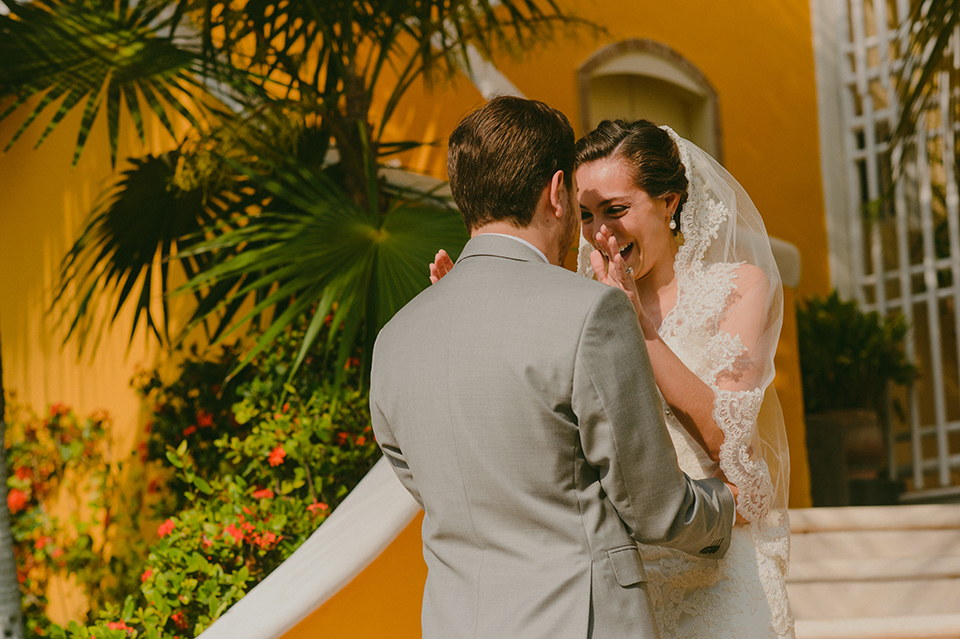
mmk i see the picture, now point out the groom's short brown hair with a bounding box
[447,96,575,232]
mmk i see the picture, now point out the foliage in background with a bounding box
[5,313,380,637]
[796,291,918,415]
[0,0,589,385]
[4,401,149,638]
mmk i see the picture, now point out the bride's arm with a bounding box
[591,233,771,464]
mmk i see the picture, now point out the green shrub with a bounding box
[7,312,380,638]
[796,290,917,414]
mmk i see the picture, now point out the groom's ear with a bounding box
[547,170,566,220]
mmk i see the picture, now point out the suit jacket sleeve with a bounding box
[370,362,424,509]
[572,286,735,558]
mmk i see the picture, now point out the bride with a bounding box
[431,119,794,638]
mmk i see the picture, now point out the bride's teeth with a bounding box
[619,243,633,256]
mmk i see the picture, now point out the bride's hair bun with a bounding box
[575,119,688,234]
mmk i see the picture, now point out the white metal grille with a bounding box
[835,0,960,498]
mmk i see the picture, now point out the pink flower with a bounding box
[252,488,274,499]
[157,519,175,538]
[268,445,286,467]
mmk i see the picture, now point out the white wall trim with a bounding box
[810,0,855,297]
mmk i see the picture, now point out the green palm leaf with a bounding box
[0,0,242,166]
[894,0,960,166]
[177,154,469,386]
[52,152,221,351]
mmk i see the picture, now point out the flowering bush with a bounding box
[18,312,381,638]
[4,400,150,637]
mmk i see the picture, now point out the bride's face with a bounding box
[577,156,679,283]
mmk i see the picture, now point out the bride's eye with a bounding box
[607,205,628,217]
[580,210,593,221]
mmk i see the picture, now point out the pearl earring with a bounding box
[669,218,677,230]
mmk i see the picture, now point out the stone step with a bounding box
[787,505,960,638]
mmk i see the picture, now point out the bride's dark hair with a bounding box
[575,119,688,234]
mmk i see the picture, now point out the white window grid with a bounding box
[838,0,960,498]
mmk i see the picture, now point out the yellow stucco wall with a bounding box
[0,100,182,453]
[1,0,826,632]
[281,1,825,635]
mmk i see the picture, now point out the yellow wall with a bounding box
[2,0,825,631]
[285,3,824,635]
[0,99,182,453]
[382,0,824,507]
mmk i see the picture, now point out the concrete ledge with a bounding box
[790,505,960,533]
[789,556,960,582]
[795,614,960,639]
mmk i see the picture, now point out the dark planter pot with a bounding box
[805,409,893,507]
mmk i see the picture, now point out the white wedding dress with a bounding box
[579,129,795,639]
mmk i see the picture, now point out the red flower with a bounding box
[14,467,30,481]
[307,502,329,514]
[182,425,197,437]
[202,536,213,549]
[7,489,28,513]
[107,621,132,632]
[223,524,243,544]
[252,488,274,499]
[337,432,349,445]
[356,436,366,446]
[257,531,279,549]
[268,445,286,467]
[49,403,68,417]
[344,357,361,370]
[282,402,289,413]
[34,536,51,550]
[157,518,175,538]
[141,569,153,583]
[170,611,189,630]
[196,410,214,428]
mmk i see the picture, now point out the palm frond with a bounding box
[0,0,244,166]
[893,0,960,158]
[51,152,218,351]
[177,152,469,386]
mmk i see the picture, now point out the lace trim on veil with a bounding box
[663,127,792,636]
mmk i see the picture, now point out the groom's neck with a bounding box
[471,220,559,266]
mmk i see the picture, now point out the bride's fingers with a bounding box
[589,248,608,281]
[429,249,455,285]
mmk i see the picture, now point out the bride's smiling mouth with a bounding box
[619,242,635,260]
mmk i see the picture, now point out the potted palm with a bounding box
[796,291,917,506]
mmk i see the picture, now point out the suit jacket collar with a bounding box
[456,233,550,265]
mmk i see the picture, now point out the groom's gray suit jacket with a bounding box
[370,234,734,639]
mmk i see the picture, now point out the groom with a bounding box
[370,96,736,638]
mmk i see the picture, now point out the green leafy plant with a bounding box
[796,290,918,414]
[4,400,150,637]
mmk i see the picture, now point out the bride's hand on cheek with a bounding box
[589,226,644,321]
[429,249,455,284]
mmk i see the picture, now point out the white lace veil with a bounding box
[576,126,791,576]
